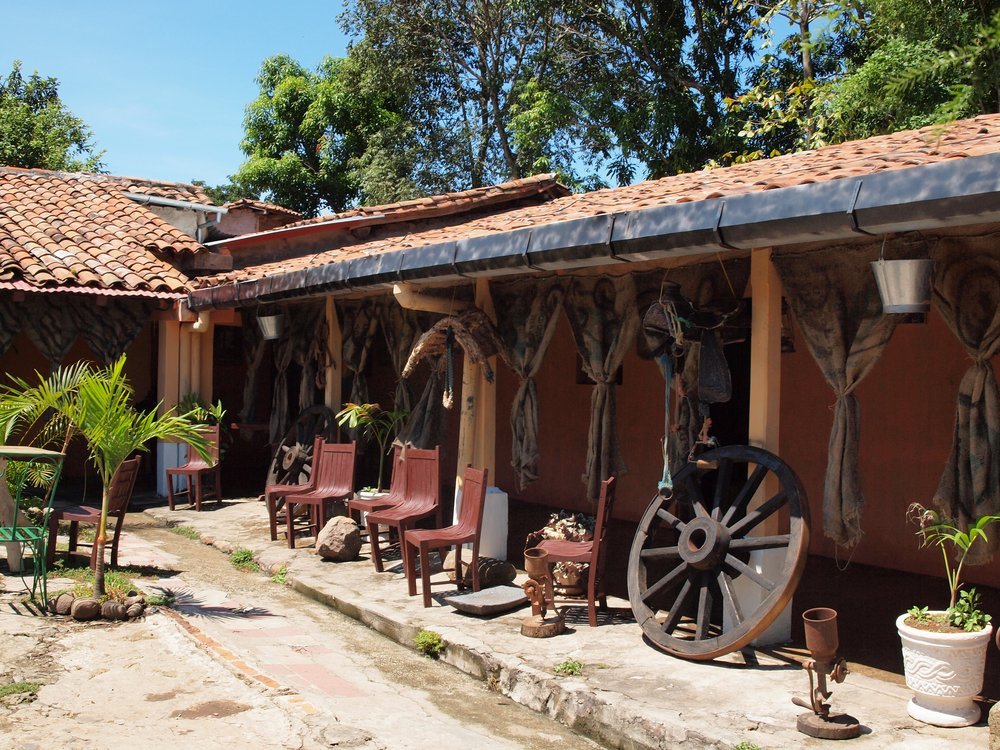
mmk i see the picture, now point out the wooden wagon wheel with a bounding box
[627,445,809,660]
[265,405,339,488]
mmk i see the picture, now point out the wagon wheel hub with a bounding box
[678,518,731,571]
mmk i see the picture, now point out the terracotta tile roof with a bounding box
[197,114,1000,290]
[0,168,203,293]
[0,166,216,205]
[224,198,302,217]
[282,173,569,228]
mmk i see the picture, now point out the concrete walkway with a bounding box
[144,497,983,750]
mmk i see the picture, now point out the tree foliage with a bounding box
[0,61,104,172]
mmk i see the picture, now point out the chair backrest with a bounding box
[315,441,356,493]
[0,449,65,534]
[186,424,220,468]
[402,445,440,509]
[455,465,488,536]
[590,475,616,567]
[108,456,142,516]
[382,445,405,502]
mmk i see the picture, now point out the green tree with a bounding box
[0,357,208,597]
[232,54,401,217]
[190,179,258,206]
[0,61,104,171]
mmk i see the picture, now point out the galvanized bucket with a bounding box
[871,259,934,313]
[257,313,285,341]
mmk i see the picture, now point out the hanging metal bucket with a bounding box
[871,259,934,313]
[257,313,285,341]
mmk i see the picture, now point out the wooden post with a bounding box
[157,319,183,496]
[324,297,342,413]
[731,246,789,644]
[198,320,214,403]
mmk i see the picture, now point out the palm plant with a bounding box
[0,356,208,597]
[335,402,408,493]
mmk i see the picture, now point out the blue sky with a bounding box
[3,1,351,186]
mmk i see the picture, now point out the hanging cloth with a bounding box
[932,235,1000,564]
[25,297,79,366]
[773,243,902,548]
[492,278,565,492]
[79,299,153,364]
[396,357,445,449]
[239,313,266,425]
[380,303,424,414]
[0,296,23,356]
[340,299,381,409]
[268,307,295,444]
[563,275,639,503]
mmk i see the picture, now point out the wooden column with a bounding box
[734,246,789,644]
[324,297,342,414]
[156,319,183,496]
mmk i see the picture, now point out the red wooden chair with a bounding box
[284,441,356,549]
[166,425,221,511]
[404,465,488,607]
[265,435,324,541]
[365,446,441,574]
[529,475,616,626]
[46,456,142,570]
[347,444,405,524]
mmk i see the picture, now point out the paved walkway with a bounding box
[134,496,989,750]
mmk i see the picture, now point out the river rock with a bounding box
[71,597,101,621]
[316,516,361,561]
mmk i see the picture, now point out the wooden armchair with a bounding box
[404,466,488,607]
[365,446,441,574]
[166,425,221,511]
[265,435,324,541]
[283,441,356,549]
[529,475,616,626]
[46,456,142,570]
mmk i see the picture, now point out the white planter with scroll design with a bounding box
[896,612,992,727]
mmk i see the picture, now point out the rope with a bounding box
[443,326,455,409]
[657,352,674,497]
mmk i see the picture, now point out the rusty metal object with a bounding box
[792,608,861,740]
[521,548,564,638]
[627,445,809,660]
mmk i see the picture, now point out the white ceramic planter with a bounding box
[896,612,992,727]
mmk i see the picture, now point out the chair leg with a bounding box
[266,495,278,541]
[167,472,176,510]
[368,518,384,572]
[46,517,59,567]
[420,545,432,607]
[587,569,598,627]
[405,538,417,596]
[213,468,222,504]
[194,474,203,512]
[286,501,297,549]
[471,541,481,593]
[110,515,126,568]
[68,521,79,554]
[454,545,463,590]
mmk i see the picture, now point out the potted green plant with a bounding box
[897,503,1000,727]
[0,356,209,598]
[335,403,407,494]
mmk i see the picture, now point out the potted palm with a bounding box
[897,503,1000,727]
[335,402,407,494]
[0,356,209,598]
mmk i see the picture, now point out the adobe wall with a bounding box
[493,299,1000,587]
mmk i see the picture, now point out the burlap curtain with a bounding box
[563,275,639,502]
[492,278,565,492]
[79,299,153,364]
[25,297,78,365]
[340,299,381,409]
[0,296,22,356]
[932,236,1000,563]
[381,303,424,414]
[239,316,266,424]
[396,358,444,449]
[773,244,901,548]
[293,301,327,412]
[269,310,295,444]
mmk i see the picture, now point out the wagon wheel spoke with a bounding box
[661,577,693,634]
[728,490,788,539]
[724,554,776,591]
[628,445,809,660]
[711,457,733,521]
[720,463,768,526]
[717,570,743,627]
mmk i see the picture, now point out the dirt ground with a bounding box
[0,517,602,750]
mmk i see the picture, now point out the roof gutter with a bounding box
[122,192,228,215]
[187,152,1000,311]
[204,213,387,252]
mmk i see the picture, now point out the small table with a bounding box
[0,447,66,604]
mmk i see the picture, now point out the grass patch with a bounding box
[414,629,444,659]
[48,566,137,603]
[0,681,41,699]
[168,525,200,540]
[731,743,762,750]
[146,592,175,607]
[554,658,584,676]
[230,547,259,573]
[270,566,287,585]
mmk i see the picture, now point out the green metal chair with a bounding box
[0,447,65,605]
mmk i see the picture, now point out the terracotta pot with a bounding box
[896,612,992,727]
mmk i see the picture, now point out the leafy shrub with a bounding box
[414,629,444,659]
